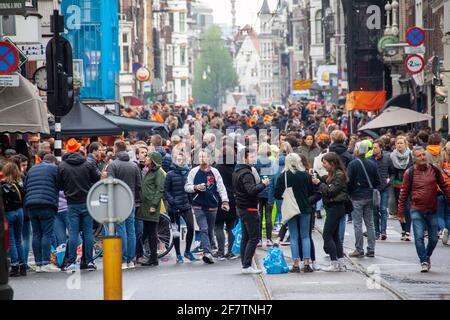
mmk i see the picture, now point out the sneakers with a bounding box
[256,240,262,248]
[401,232,407,241]
[302,264,314,273]
[41,264,61,273]
[34,265,42,273]
[127,262,135,269]
[176,255,184,264]
[19,264,27,276]
[405,232,411,241]
[142,260,159,267]
[266,239,273,247]
[442,228,449,245]
[225,252,238,260]
[322,261,342,272]
[191,246,203,254]
[365,252,375,258]
[242,267,262,274]
[420,262,430,273]
[363,231,368,237]
[65,263,80,273]
[122,263,128,270]
[87,263,97,271]
[9,265,20,277]
[337,258,347,271]
[348,250,364,258]
[381,234,387,240]
[290,265,301,273]
[216,254,226,261]
[202,253,215,264]
[184,252,199,262]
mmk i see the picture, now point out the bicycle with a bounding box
[92,213,174,261]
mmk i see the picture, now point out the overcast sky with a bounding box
[199,0,279,30]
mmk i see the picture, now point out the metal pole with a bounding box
[107,178,115,236]
[54,116,62,162]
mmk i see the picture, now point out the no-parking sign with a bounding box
[0,42,19,75]
[404,54,425,75]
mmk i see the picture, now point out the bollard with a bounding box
[103,236,122,300]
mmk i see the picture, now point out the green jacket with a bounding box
[137,166,165,223]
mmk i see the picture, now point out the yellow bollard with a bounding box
[102,236,122,300]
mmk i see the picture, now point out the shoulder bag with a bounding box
[281,171,300,224]
[356,158,381,208]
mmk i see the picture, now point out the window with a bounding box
[1,16,16,36]
[200,15,206,27]
[295,25,303,51]
[315,10,323,44]
[179,13,186,33]
[181,48,186,65]
[120,30,131,73]
[181,80,187,101]
[169,13,174,31]
[167,44,173,66]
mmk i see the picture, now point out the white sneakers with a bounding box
[241,267,263,274]
[40,264,61,273]
[442,228,449,246]
[122,263,128,270]
[127,262,136,269]
[322,261,345,272]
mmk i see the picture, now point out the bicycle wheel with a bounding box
[157,214,174,258]
[92,224,104,261]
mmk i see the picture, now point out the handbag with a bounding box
[281,171,300,224]
[356,158,381,209]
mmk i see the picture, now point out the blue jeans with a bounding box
[437,195,450,232]
[29,208,56,266]
[374,190,389,237]
[67,204,94,265]
[116,208,136,263]
[135,217,144,258]
[22,216,31,265]
[338,214,346,245]
[287,213,312,260]
[410,209,439,264]
[193,208,217,254]
[5,209,25,266]
[53,210,69,247]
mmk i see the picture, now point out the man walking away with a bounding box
[58,138,101,272]
[107,140,142,270]
[185,149,229,264]
[233,148,269,274]
[398,146,450,272]
[347,141,381,258]
[24,154,60,273]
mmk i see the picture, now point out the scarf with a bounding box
[173,164,190,176]
[390,148,411,169]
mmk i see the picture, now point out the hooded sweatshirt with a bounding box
[426,145,441,166]
[107,151,142,204]
[155,146,173,172]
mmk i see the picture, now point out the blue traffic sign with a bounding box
[406,27,425,47]
[0,42,19,75]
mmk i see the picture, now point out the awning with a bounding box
[50,102,122,137]
[358,107,432,131]
[345,91,386,112]
[0,74,50,134]
[104,114,169,137]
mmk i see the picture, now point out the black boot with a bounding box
[316,211,322,219]
[9,265,20,277]
[19,264,27,276]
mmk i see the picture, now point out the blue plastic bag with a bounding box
[231,220,242,255]
[263,245,289,274]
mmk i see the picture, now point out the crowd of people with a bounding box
[1,100,450,277]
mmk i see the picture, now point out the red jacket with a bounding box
[398,164,450,218]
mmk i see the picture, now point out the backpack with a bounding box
[407,164,441,193]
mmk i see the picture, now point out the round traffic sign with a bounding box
[136,67,150,82]
[406,27,425,47]
[87,178,135,224]
[0,42,19,75]
[404,54,425,75]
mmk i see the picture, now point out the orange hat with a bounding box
[65,138,81,153]
[319,134,329,141]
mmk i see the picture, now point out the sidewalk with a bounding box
[254,227,397,300]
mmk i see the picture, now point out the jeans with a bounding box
[274,200,282,225]
[193,208,217,254]
[22,216,31,265]
[299,207,316,261]
[352,198,376,253]
[67,204,94,265]
[437,195,450,232]
[53,210,69,247]
[374,190,389,237]
[116,208,136,263]
[29,208,56,266]
[323,204,346,261]
[5,209,25,266]
[214,217,237,256]
[258,198,273,241]
[410,210,439,264]
[135,218,144,258]
[170,209,195,256]
[338,214,346,245]
[237,208,260,268]
[287,213,312,261]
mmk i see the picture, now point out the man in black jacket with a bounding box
[107,140,142,269]
[232,148,269,274]
[57,140,101,272]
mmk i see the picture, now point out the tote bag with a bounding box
[281,171,300,224]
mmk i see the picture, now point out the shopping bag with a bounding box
[231,220,242,255]
[50,244,66,267]
[263,245,289,274]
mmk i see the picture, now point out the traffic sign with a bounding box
[405,46,426,54]
[404,54,425,75]
[0,42,19,75]
[406,27,425,47]
[87,178,134,226]
[293,79,312,91]
[3,38,28,67]
[0,74,19,87]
